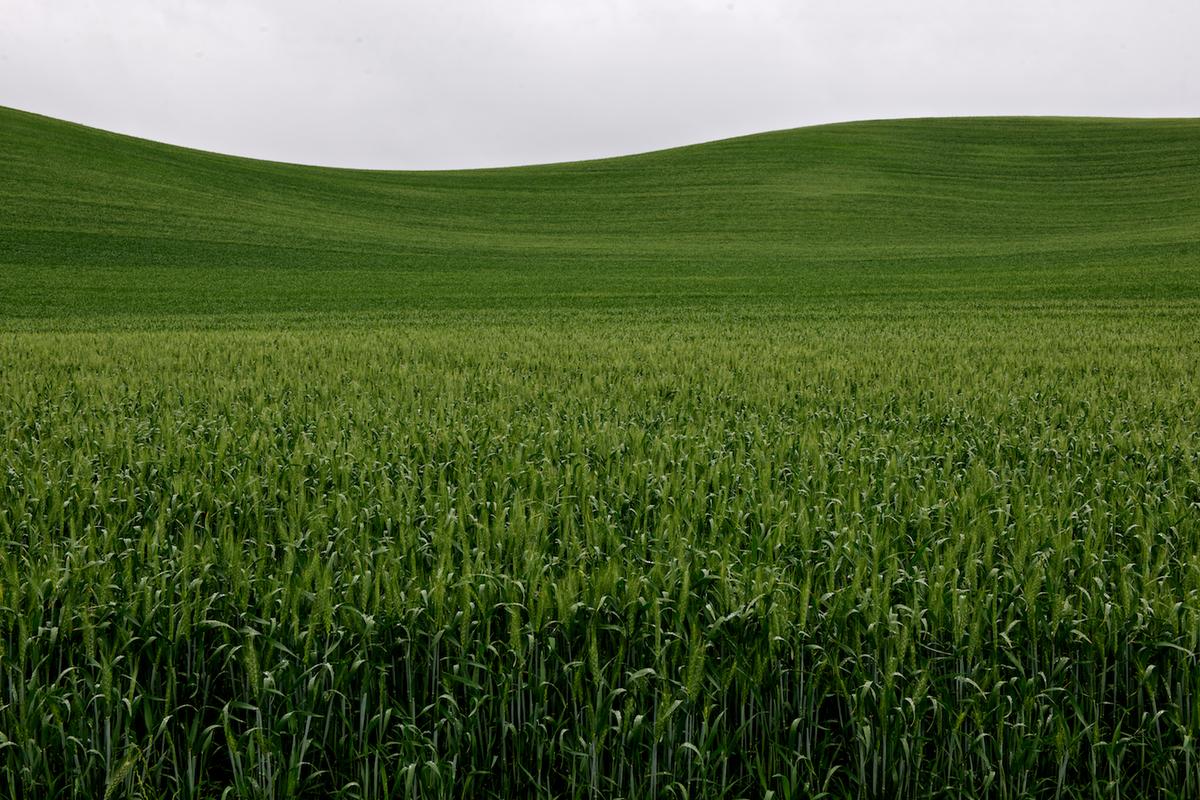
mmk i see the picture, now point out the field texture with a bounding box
[2,107,1200,798]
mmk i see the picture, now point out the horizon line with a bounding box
[4,103,1199,173]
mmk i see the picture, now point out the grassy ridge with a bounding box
[1,108,1200,798]
[2,108,1200,322]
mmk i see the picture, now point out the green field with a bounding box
[2,106,1199,798]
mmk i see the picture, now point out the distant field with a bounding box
[1,107,1199,798]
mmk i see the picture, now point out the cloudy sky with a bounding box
[1,0,1196,168]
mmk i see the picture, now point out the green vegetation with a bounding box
[1,106,1199,798]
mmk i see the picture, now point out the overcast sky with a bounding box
[1,0,1196,169]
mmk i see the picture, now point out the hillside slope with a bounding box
[2,107,1199,321]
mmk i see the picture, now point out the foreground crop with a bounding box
[2,307,1198,798]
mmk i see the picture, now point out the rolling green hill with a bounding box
[2,106,1199,323]
[2,108,1200,798]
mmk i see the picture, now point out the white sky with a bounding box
[1,0,1196,169]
